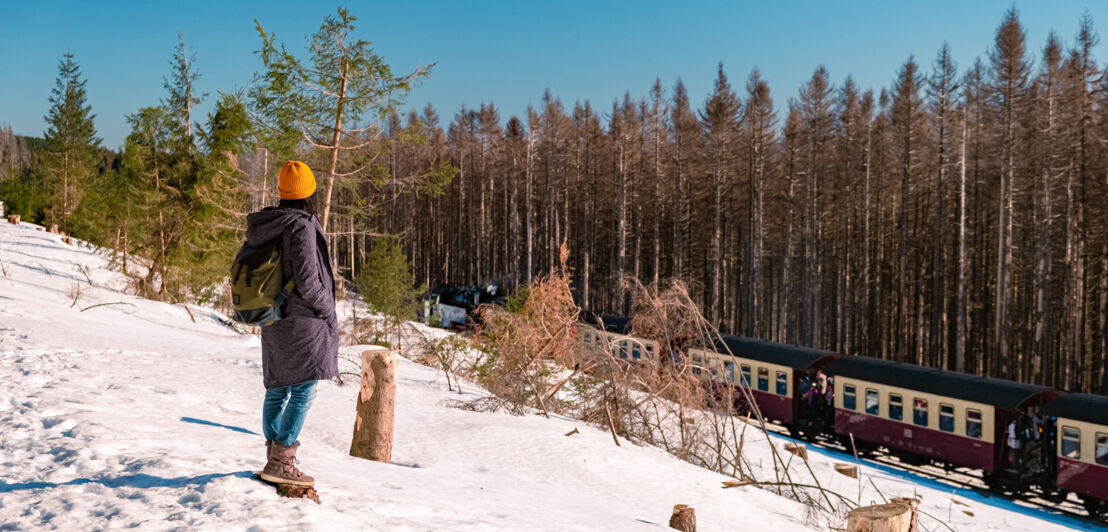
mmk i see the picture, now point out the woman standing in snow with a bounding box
[245,160,338,487]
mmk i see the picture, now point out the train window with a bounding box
[865,389,879,415]
[709,358,721,380]
[913,398,928,426]
[692,355,702,375]
[618,340,629,359]
[776,371,788,395]
[1062,427,1081,459]
[966,409,983,439]
[888,394,903,421]
[939,404,955,433]
[632,344,641,360]
[740,364,752,387]
[1097,434,1108,466]
[844,385,857,410]
[724,361,735,383]
[758,368,769,392]
[646,344,655,359]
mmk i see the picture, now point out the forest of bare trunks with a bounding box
[348,10,1108,394]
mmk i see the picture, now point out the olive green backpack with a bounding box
[230,239,295,326]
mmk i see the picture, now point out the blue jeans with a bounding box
[262,381,318,446]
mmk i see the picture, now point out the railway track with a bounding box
[758,422,1106,529]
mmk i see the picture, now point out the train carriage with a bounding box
[691,336,838,430]
[1041,393,1108,515]
[822,356,1058,477]
[578,314,661,363]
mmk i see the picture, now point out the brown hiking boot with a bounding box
[259,441,315,487]
[264,439,276,468]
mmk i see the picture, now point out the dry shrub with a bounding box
[470,248,848,520]
[473,244,586,415]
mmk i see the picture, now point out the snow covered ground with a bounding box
[0,219,1095,531]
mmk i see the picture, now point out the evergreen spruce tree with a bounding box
[164,34,206,143]
[254,7,433,234]
[43,52,100,233]
[356,237,425,347]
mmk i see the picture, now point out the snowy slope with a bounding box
[0,220,1093,531]
[0,221,814,530]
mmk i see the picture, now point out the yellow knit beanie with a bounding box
[278,161,316,200]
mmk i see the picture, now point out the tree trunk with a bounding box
[668,504,696,532]
[320,60,350,236]
[956,108,968,373]
[349,348,397,463]
[846,502,914,532]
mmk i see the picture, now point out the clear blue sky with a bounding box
[3,1,1107,149]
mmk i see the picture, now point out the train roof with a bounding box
[715,335,838,370]
[579,313,634,334]
[1041,393,1108,426]
[580,314,838,370]
[822,356,1049,410]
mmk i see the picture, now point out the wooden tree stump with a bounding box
[275,483,321,504]
[253,472,321,504]
[834,463,859,479]
[669,504,695,532]
[890,497,920,532]
[349,348,397,462]
[846,502,913,532]
[7,214,19,225]
[784,442,808,460]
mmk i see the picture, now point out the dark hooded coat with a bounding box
[245,207,339,389]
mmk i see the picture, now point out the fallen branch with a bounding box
[79,301,135,312]
[182,304,196,323]
[604,401,621,447]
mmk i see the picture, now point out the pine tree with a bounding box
[255,7,432,235]
[43,52,100,233]
[928,44,959,368]
[988,8,1031,379]
[699,63,741,326]
[890,57,926,362]
[164,34,206,143]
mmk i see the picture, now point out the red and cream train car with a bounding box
[578,315,661,364]
[822,356,1058,479]
[689,336,838,430]
[1041,394,1108,515]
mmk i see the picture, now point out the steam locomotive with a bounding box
[579,313,1108,517]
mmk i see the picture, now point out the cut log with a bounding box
[7,214,19,225]
[846,502,912,532]
[48,224,58,234]
[668,504,695,532]
[784,442,808,460]
[62,237,73,246]
[890,497,919,532]
[834,463,859,479]
[349,348,397,463]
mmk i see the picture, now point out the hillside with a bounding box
[0,219,1091,531]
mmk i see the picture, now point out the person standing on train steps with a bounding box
[1007,419,1021,469]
